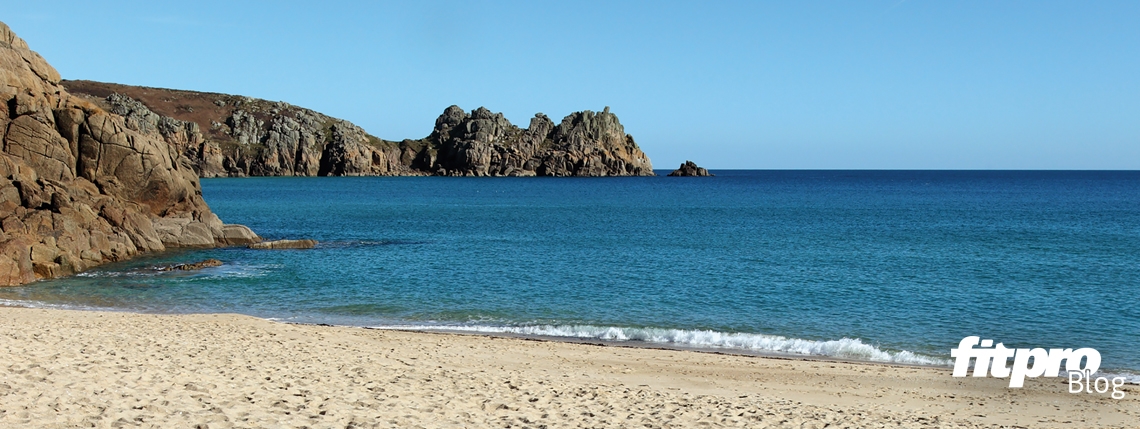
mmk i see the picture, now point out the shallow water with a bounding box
[3,171,1138,373]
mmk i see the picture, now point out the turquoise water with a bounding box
[2,171,1138,373]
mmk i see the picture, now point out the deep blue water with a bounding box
[2,171,1138,373]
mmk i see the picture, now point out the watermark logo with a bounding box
[950,336,1125,399]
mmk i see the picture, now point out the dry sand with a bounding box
[1,307,1136,428]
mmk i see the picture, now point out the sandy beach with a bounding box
[0,307,1136,428]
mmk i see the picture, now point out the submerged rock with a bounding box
[248,239,317,250]
[158,259,223,271]
[667,161,713,177]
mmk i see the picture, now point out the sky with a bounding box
[5,1,1138,169]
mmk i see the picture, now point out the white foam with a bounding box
[1095,371,1140,385]
[0,298,123,313]
[369,323,950,366]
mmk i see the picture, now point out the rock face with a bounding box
[668,161,713,177]
[62,80,412,178]
[62,82,655,178]
[0,21,260,286]
[428,106,653,177]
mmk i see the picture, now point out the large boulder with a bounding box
[218,224,261,246]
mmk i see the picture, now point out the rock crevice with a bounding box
[0,21,260,286]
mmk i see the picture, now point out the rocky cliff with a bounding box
[0,22,259,286]
[63,83,655,177]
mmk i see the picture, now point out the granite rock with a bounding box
[0,21,260,286]
[62,82,656,178]
[425,105,653,177]
[62,81,421,178]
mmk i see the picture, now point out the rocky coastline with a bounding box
[0,19,667,287]
[1,22,259,286]
[63,82,655,178]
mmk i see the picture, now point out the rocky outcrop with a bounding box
[249,239,317,250]
[62,82,655,177]
[0,21,259,286]
[428,106,653,177]
[668,161,713,177]
[157,258,222,271]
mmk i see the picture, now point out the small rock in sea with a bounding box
[158,259,223,271]
[667,160,713,177]
[248,239,318,250]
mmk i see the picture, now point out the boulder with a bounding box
[151,217,218,248]
[218,224,261,246]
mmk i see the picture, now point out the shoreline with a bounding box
[2,306,1137,428]
[355,325,945,369]
[6,299,1138,377]
[2,297,950,368]
[358,327,1140,383]
[6,298,1139,380]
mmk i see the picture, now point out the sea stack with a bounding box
[0,21,259,286]
[668,161,713,177]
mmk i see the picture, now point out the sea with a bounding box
[2,171,1137,378]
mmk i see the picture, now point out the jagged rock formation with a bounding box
[428,106,653,177]
[0,22,259,286]
[668,161,713,177]
[63,82,655,177]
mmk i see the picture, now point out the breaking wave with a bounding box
[370,324,950,366]
[0,298,124,313]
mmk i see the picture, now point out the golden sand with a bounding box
[1,307,1136,428]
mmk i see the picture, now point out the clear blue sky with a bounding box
[6,1,1138,169]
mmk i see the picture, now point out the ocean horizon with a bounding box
[3,170,1137,379]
